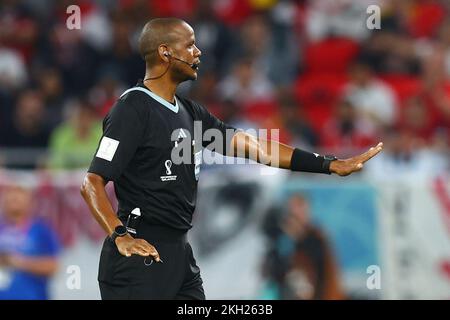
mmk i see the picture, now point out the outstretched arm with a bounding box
[230,131,383,176]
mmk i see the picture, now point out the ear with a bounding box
[158,45,170,63]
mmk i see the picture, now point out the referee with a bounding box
[80,18,383,300]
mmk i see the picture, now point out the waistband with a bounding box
[119,216,187,243]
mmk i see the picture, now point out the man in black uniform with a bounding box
[80,18,383,300]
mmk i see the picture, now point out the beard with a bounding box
[170,63,197,83]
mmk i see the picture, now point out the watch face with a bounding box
[115,225,127,236]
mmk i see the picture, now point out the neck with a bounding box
[143,68,178,103]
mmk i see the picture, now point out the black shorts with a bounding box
[98,224,205,300]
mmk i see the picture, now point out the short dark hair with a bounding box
[138,18,186,66]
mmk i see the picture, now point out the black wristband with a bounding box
[290,148,335,174]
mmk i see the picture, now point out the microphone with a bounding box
[166,53,200,70]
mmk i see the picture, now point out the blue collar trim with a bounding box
[120,87,179,113]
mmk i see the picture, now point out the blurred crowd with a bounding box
[0,0,449,175]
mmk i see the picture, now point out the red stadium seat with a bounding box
[408,2,446,38]
[304,38,360,74]
[295,73,347,107]
[303,104,333,133]
[242,99,278,123]
[379,74,422,105]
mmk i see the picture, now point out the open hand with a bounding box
[329,142,383,176]
[115,235,162,262]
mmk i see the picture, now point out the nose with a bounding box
[194,45,202,57]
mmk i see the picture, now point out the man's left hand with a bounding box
[329,142,383,176]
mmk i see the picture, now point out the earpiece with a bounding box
[164,52,170,57]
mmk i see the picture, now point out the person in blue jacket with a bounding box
[0,184,60,300]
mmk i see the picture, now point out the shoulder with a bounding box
[119,87,148,104]
[109,88,154,120]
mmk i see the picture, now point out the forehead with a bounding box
[171,22,195,42]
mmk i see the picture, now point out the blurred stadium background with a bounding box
[0,0,449,299]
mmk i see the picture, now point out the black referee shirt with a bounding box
[88,81,236,230]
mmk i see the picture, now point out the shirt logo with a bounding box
[165,160,172,175]
[96,137,120,161]
[175,129,188,148]
[160,159,177,181]
[177,129,188,140]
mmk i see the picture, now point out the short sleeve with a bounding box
[88,96,145,181]
[194,102,237,154]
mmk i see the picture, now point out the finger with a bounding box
[151,250,161,262]
[136,240,157,255]
[361,143,383,160]
[358,142,383,163]
[137,245,160,261]
[136,239,161,262]
[134,245,151,256]
[132,247,151,257]
[150,250,161,262]
[134,243,157,256]
[137,239,154,250]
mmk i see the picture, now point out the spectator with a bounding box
[34,66,65,130]
[233,13,299,85]
[0,0,39,63]
[364,128,448,179]
[277,91,318,148]
[0,90,51,169]
[190,0,234,76]
[439,20,450,78]
[36,18,100,96]
[397,96,434,143]
[89,70,125,117]
[261,194,344,300]
[305,0,376,42]
[359,31,421,75]
[0,184,60,300]
[0,48,27,91]
[219,57,274,105]
[97,13,144,87]
[321,99,376,155]
[420,49,450,135]
[48,98,102,170]
[343,61,397,133]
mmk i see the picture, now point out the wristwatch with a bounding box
[110,225,128,244]
[322,155,338,174]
